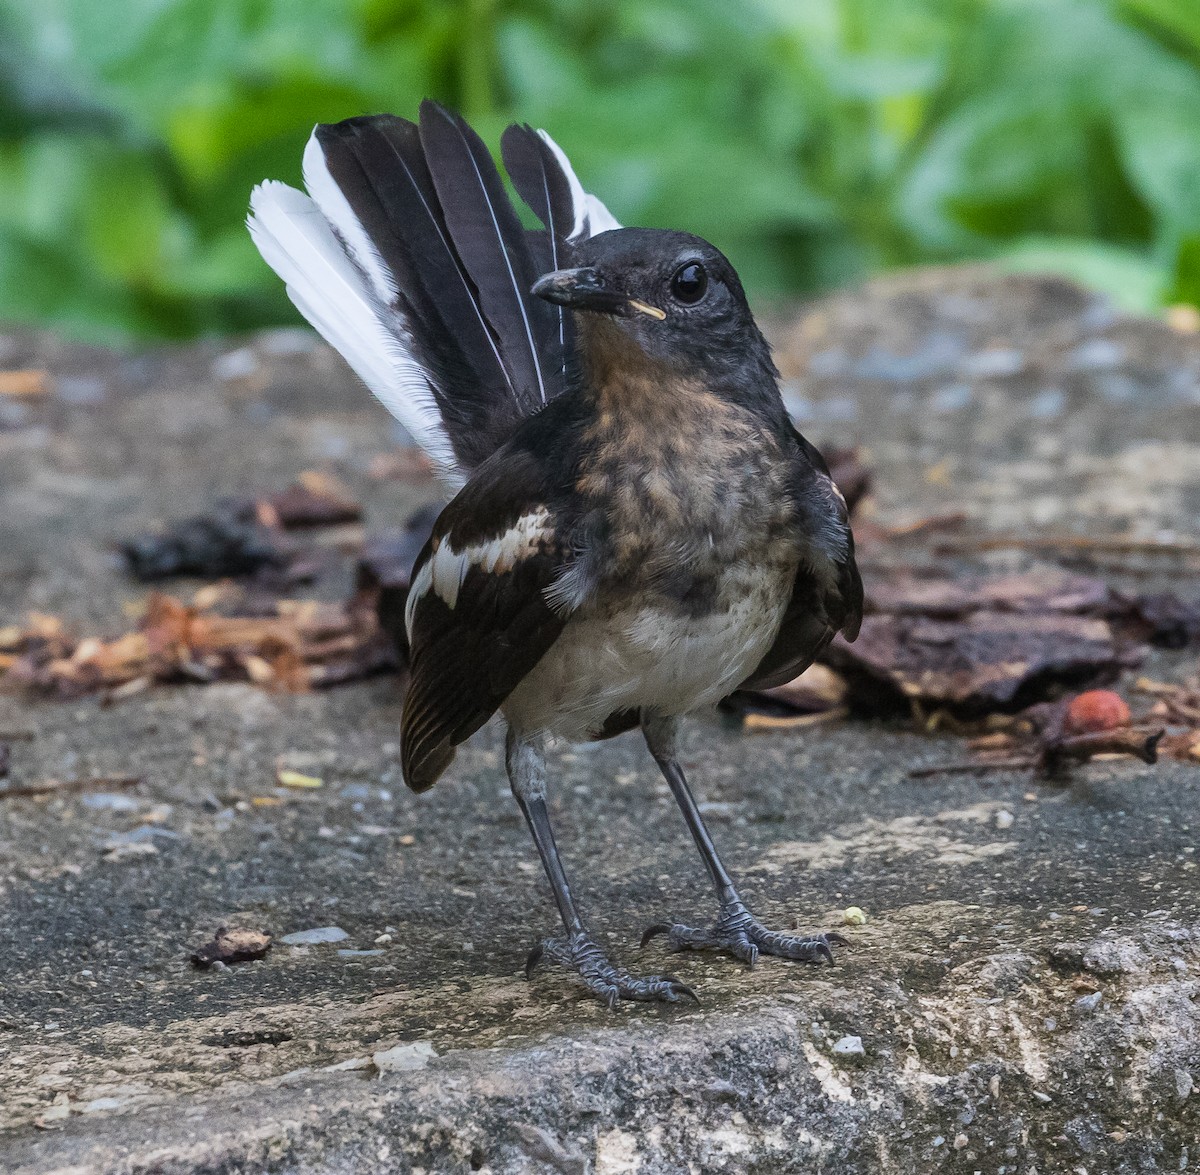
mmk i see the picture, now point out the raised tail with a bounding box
[247,101,620,488]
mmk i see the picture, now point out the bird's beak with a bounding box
[531,268,666,320]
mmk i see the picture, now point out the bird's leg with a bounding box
[640,715,847,967]
[507,727,695,1007]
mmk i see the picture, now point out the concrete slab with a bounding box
[2,269,1199,1171]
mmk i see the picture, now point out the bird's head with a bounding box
[531,228,773,385]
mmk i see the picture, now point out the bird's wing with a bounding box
[400,444,577,793]
[739,429,863,692]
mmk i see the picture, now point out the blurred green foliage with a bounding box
[2,0,1200,342]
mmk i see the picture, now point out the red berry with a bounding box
[1064,690,1131,735]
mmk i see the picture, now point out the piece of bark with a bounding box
[866,571,1114,619]
[191,926,272,969]
[261,471,362,529]
[826,611,1133,717]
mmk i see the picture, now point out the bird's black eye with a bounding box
[670,261,707,304]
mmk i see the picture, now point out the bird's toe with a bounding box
[527,931,698,1006]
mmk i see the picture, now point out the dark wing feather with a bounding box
[401,446,572,793]
[418,101,556,410]
[740,429,863,692]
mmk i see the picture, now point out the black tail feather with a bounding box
[315,115,528,470]
[417,100,557,411]
[301,104,591,476]
[501,123,578,384]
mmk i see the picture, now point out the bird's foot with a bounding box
[526,932,697,1008]
[641,899,848,967]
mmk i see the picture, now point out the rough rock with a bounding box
[3,268,1200,1171]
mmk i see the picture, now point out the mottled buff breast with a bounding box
[503,346,800,741]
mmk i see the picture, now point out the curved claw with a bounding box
[667,980,700,1004]
[640,922,674,948]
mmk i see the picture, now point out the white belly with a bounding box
[502,561,792,741]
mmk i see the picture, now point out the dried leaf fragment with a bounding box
[191,926,272,969]
[826,611,1128,716]
[0,369,50,397]
[263,471,362,529]
[277,769,323,789]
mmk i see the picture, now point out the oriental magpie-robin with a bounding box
[249,101,862,1006]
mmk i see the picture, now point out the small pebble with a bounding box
[1075,991,1102,1012]
[374,932,393,945]
[842,906,868,926]
[81,793,140,813]
[995,809,1015,830]
[280,926,348,946]
[832,1035,864,1057]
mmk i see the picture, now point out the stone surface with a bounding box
[2,268,1200,1171]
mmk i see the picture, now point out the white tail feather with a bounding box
[537,130,621,240]
[248,121,619,491]
[248,175,463,489]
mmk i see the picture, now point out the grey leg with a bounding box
[507,726,695,1007]
[641,715,846,966]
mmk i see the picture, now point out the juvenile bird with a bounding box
[249,102,862,1006]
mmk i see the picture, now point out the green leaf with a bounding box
[996,236,1167,314]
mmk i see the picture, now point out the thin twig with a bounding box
[910,757,1036,779]
[0,775,141,800]
[742,706,850,733]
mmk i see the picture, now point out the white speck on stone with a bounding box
[372,1041,437,1074]
[832,1035,865,1058]
[82,1097,124,1114]
[1176,1069,1194,1101]
[374,933,393,945]
[995,809,1015,830]
[280,926,348,946]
